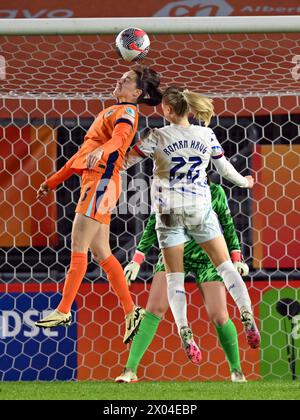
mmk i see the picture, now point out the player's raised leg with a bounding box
[200,235,260,349]
[35,213,99,328]
[90,231,144,344]
[35,214,143,341]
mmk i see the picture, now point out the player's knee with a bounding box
[91,247,111,264]
[91,251,105,263]
[91,251,101,263]
[71,237,88,253]
[210,312,229,327]
[146,303,167,318]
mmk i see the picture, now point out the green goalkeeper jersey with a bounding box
[136,182,241,269]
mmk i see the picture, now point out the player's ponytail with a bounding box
[163,86,214,127]
[134,66,162,106]
[182,89,214,127]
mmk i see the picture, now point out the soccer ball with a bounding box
[116,27,150,62]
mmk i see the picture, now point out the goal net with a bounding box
[0,18,299,382]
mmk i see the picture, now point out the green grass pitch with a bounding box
[1,380,300,400]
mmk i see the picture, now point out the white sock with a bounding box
[216,261,252,315]
[166,272,187,333]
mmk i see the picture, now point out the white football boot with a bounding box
[35,310,72,328]
[179,326,202,364]
[231,369,247,383]
[241,311,261,349]
[115,368,138,383]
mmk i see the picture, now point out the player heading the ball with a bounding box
[35,66,162,345]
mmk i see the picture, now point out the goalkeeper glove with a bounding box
[231,250,249,276]
[124,251,145,285]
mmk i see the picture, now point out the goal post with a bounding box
[0,17,299,382]
[1,16,300,34]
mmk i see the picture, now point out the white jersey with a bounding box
[133,124,224,213]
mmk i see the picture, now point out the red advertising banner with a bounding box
[0,281,262,381]
[1,0,300,19]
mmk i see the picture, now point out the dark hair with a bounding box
[133,66,162,106]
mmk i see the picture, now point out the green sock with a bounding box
[126,310,160,373]
[215,319,241,373]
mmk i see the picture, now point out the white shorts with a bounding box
[156,206,222,249]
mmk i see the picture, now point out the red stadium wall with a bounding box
[252,144,300,269]
[0,125,58,247]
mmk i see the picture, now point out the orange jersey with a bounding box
[46,102,139,190]
[71,102,139,171]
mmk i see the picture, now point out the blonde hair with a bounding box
[162,86,214,127]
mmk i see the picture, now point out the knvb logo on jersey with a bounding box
[154,0,233,16]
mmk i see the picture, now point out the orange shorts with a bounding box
[76,170,122,224]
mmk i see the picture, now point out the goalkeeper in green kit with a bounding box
[116,181,260,384]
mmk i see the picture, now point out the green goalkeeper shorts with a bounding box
[155,257,223,284]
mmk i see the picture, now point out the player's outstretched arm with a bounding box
[209,129,254,188]
[136,213,158,256]
[213,156,254,188]
[124,127,158,170]
[124,214,158,284]
[37,153,78,199]
[214,185,249,276]
[37,182,50,200]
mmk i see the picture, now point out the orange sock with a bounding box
[57,252,87,314]
[100,255,134,315]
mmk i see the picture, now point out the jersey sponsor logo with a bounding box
[125,107,136,118]
[105,109,116,118]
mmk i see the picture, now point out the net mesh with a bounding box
[0,32,299,382]
[1,33,300,97]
